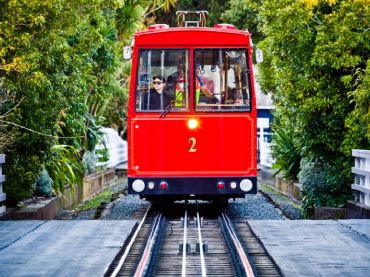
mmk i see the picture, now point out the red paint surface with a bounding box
[128,114,256,176]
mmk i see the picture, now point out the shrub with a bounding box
[299,158,351,218]
[34,168,53,198]
[271,125,301,181]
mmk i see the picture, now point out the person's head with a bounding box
[233,90,242,103]
[152,75,166,93]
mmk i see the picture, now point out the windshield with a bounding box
[135,49,189,112]
[194,49,251,112]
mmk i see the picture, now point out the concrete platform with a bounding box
[2,219,370,276]
[249,220,370,277]
[0,220,136,277]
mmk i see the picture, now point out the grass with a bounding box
[75,190,113,212]
[259,183,303,212]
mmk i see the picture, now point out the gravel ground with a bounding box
[226,193,286,220]
[102,189,287,220]
[100,194,149,220]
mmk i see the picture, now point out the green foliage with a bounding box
[0,0,125,204]
[271,119,301,181]
[299,158,351,218]
[75,189,113,212]
[3,155,40,206]
[34,168,53,198]
[254,0,370,208]
[46,145,83,194]
[103,60,130,134]
[221,0,263,43]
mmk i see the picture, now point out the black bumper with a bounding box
[128,176,257,198]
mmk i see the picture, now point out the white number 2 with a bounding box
[188,137,197,152]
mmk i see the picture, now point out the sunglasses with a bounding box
[153,81,163,85]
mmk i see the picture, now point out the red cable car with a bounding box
[127,11,257,202]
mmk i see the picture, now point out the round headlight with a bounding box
[132,179,145,192]
[230,181,237,189]
[240,179,253,192]
[148,181,155,190]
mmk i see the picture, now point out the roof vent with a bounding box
[214,24,236,30]
[148,24,169,31]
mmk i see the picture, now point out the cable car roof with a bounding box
[134,25,251,47]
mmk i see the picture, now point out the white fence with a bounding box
[259,128,275,168]
[0,154,6,215]
[352,149,370,206]
[95,128,127,169]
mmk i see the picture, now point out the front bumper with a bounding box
[128,176,257,198]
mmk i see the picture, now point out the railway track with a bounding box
[105,202,282,276]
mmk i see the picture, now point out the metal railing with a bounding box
[95,128,127,169]
[258,129,274,168]
[352,149,370,206]
[0,154,6,215]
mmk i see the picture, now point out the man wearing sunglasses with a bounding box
[141,75,171,111]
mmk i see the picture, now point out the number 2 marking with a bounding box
[188,137,197,152]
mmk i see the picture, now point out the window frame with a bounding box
[193,48,253,113]
[134,48,190,113]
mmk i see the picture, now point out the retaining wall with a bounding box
[11,168,116,220]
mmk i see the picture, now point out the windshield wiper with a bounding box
[160,92,183,118]
[160,102,174,118]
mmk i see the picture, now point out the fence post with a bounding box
[351,150,370,206]
[0,154,6,215]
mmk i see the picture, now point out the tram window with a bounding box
[135,49,189,112]
[194,49,251,112]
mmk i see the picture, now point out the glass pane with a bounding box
[135,49,189,112]
[194,49,251,112]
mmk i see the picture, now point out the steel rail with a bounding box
[181,209,188,277]
[221,212,255,277]
[196,201,207,277]
[110,205,152,277]
[133,212,163,277]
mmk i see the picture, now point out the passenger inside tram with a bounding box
[194,49,251,111]
[136,49,189,111]
[140,75,171,110]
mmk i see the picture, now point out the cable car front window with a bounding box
[135,49,189,112]
[194,49,251,112]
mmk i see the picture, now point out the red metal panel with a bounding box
[128,114,257,177]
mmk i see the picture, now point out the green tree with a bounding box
[221,0,263,43]
[256,0,370,214]
[0,0,123,204]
